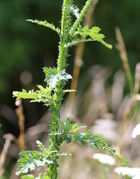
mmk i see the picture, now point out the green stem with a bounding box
[47,107,61,179]
[47,0,72,178]
[57,0,72,71]
[70,0,93,36]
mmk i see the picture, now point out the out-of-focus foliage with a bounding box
[0,0,140,95]
[0,0,61,94]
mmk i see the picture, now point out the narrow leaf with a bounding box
[27,19,60,35]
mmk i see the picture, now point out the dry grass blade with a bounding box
[115,27,133,93]
[15,100,25,150]
[134,63,140,94]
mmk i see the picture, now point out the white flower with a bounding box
[92,153,115,166]
[114,167,140,177]
[132,124,140,138]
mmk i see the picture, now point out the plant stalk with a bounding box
[47,0,72,178]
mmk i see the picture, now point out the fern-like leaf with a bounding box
[58,118,129,166]
[16,141,65,176]
[13,86,52,106]
[16,141,54,176]
[13,90,38,100]
[71,26,112,49]
[27,19,60,35]
[16,151,53,175]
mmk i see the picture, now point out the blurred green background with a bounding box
[0,0,140,135]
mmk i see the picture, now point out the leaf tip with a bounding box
[108,44,113,49]
[26,19,32,22]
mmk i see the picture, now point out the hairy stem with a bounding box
[47,0,72,178]
[48,107,61,178]
[57,0,72,71]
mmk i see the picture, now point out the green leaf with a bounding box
[43,67,72,89]
[16,141,61,176]
[72,131,129,166]
[59,118,129,166]
[27,19,60,35]
[58,118,86,144]
[16,150,53,175]
[116,155,130,167]
[74,25,112,49]
[13,89,38,99]
[13,86,52,106]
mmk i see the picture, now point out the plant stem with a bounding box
[48,107,61,179]
[57,0,72,71]
[47,0,72,178]
[70,0,94,36]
